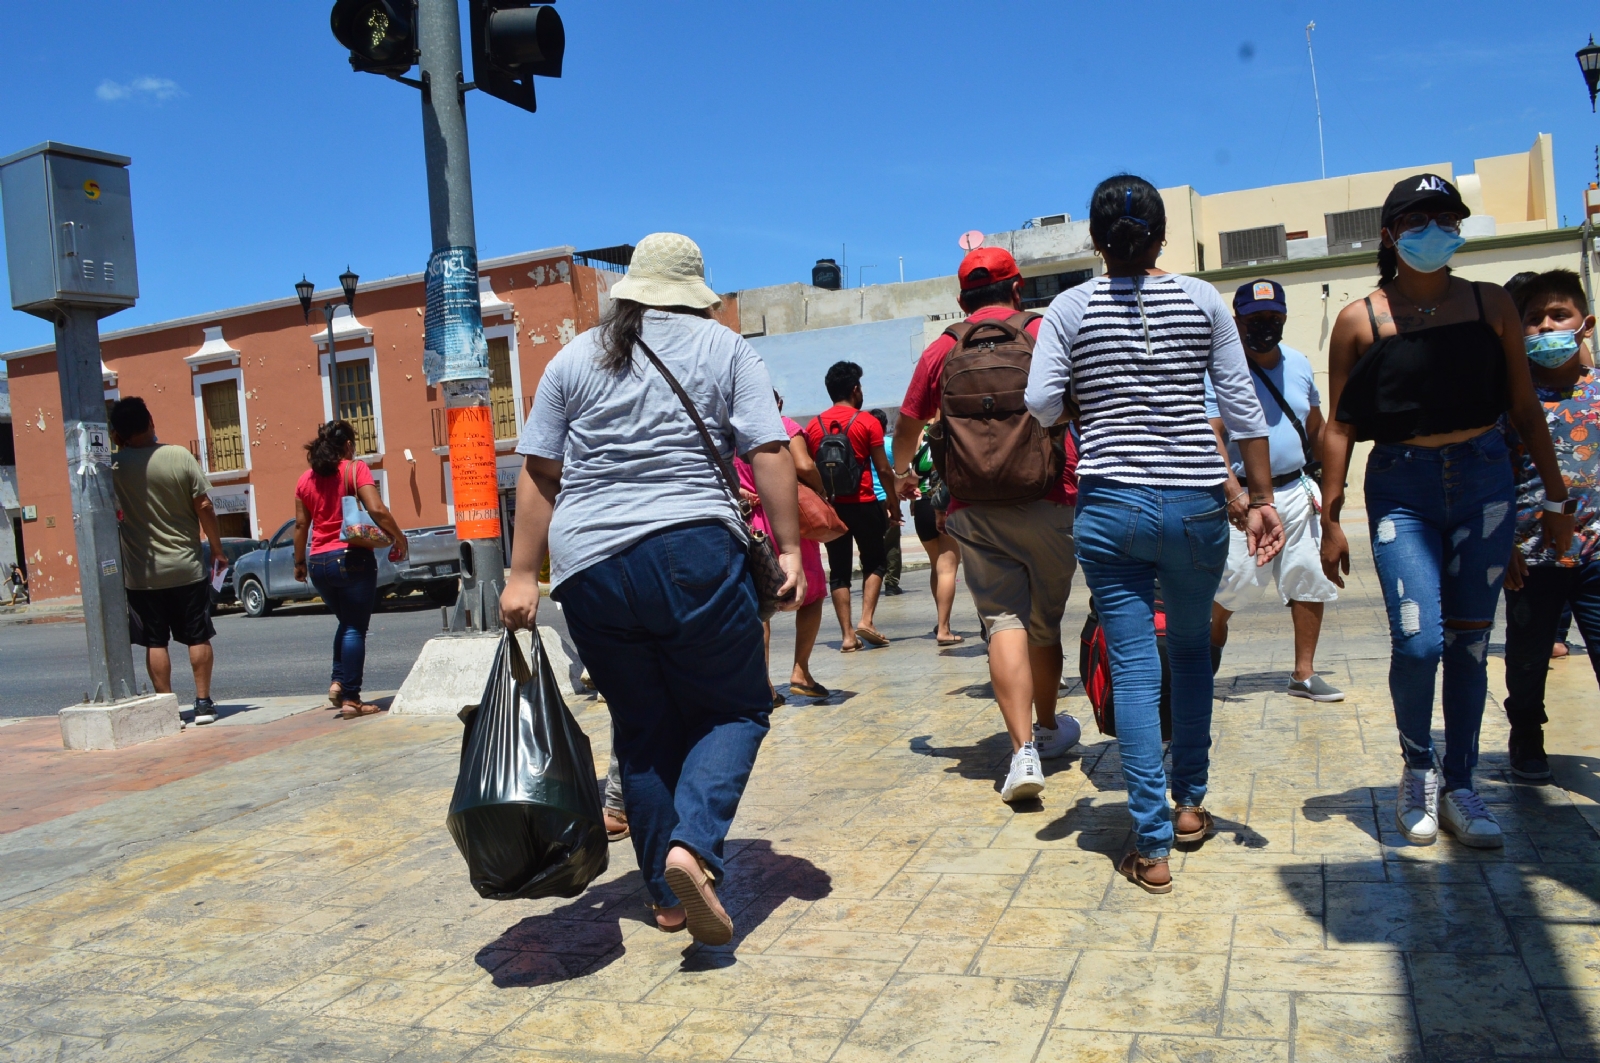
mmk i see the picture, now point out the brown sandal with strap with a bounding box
[1118,851,1173,894]
[663,846,734,946]
[1174,805,1215,845]
[650,904,686,933]
[337,701,383,719]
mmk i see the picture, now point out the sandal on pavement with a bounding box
[789,680,829,699]
[663,846,734,946]
[328,683,343,707]
[855,626,889,647]
[337,701,383,719]
[603,809,630,842]
[650,904,686,933]
[935,633,965,646]
[1118,851,1173,894]
[839,642,861,653]
[1174,805,1215,845]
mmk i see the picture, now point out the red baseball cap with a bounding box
[958,247,1020,291]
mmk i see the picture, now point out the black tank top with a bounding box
[1334,282,1508,444]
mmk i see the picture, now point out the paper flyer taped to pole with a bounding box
[448,406,502,540]
[423,246,489,386]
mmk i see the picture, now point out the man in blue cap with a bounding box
[1206,279,1343,701]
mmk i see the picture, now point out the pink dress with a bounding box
[736,416,827,607]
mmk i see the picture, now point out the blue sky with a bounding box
[3,0,1600,355]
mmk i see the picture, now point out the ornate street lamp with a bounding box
[1579,35,1600,112]
[295,275,315,322]
[295,270,360,388]
[340,266,360,308]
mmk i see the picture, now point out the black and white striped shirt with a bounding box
[1026,273,1268,487]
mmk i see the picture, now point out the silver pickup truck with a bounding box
[231,520,462,617]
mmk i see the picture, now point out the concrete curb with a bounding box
[389,626,585,716]
[59,693,181,750]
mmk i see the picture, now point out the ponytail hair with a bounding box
[597,298,649,374]
[1377,244,1398,286]
[1089,174,1166,264]
[304,419,356,477]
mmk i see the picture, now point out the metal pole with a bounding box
[418,0,503,631]
[54,305,137,702]
[1306,22,1327,181]
[1583,217,1595,317]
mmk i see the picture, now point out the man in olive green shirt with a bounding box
[110,398,226,724]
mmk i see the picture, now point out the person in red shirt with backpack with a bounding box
[806,362,899,651]
[892,248,1082,804]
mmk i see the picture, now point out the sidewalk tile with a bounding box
[733,1014,853,1062]
[1291,993,1418,1063]
[1056,951,1226,1035]
[834,973,1061,1063]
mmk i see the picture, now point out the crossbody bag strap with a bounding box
[634,337,751,518]
[1246,358,1314,467]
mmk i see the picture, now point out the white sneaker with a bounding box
[1001,744,1045,803]
[1439,788,1504,849]
[1395,766,1439,845]
[1033,717,1081,759]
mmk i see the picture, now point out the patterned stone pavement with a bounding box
[2,525,1599,1062]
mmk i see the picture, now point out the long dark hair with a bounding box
[598,298,649,373]
[1089,174,1166,263]
[1377,243,1398,286]
[305,419,356,477]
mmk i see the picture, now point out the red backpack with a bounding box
[1079,598,1172,741]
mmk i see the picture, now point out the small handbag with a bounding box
[635,339,796,621]
[340,460,392,550]
[798,483,847,543]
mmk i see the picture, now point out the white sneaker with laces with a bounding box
[1439,787,1504,849]
[1395,766,1440,844]
[1001,744,1045,803]
[1033,717,1081,759]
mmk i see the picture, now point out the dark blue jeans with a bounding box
[1504,557,1600,734]
[308,547,378,703]
[1074,476,1230,858]
[1365,431,1516,792]
[553,521,771,908]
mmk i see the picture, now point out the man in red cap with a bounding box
[892,248,1081,804]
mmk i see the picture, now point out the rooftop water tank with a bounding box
[812,258,841,290]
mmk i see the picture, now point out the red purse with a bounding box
[798,484,847,543]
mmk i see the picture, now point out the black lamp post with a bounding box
[295,269,360,405]
[1580,35,1600,112]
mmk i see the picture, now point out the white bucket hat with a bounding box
[610,232,721,310]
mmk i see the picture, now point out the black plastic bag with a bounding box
[446,630,609,900]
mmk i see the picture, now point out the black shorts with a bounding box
[913,497,941,543]
[826,500,889,591]
[127,580,215,647]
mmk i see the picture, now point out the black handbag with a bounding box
[635,338,795,621]
[1246,358,1322,486]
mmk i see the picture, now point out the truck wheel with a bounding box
[239,578,274,618]
[425,580,459,606]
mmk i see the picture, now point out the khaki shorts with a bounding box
[946,501,1077,645]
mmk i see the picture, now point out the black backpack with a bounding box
[815,412,863,499]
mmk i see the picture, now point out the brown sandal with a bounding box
[1174,805,1215,845]
[337,701,383,719]
[328,683,343,707]
[650,904,686,933]
[603,809,630,842]
[1118,851,1173,894]
[663,846,734,946]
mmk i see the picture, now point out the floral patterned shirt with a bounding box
[1508,368,1600,567]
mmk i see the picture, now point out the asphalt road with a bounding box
[0,593,575,718]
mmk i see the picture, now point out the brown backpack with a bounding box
[929,311,1066,506]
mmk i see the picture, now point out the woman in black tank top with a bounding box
[1319,173,1571,852]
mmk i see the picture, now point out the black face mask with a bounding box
[1243,318,1283,352]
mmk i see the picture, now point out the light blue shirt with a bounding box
[1204,344,1320,479]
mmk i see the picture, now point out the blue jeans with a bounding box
[553,521,771,908]
[1074,476,1231,858]
[1503,557,1600,734]
[1365,431,1516,792]
[308,547,378,703]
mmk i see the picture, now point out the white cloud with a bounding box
[96,77,184,103]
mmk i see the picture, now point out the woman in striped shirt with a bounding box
[1026,175,1284,894]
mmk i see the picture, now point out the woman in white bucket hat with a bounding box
[502,233,805,946]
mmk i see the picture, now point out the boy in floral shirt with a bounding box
[1503,269,1600,779]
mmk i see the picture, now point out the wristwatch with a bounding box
[1543,497,1579,515]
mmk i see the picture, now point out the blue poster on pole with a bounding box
[423,245,488,385]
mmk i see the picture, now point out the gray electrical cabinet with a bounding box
[0,142,139,319]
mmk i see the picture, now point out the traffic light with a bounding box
[330,0,419,76]
[470,2,564,114]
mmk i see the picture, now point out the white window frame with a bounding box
[320,342,385,460]
[192,366,252,482]
[484,320,525,451]
[206,483,259,539]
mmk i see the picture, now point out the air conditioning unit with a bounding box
[1219,225,1287,269]
[1325,207,1383,256]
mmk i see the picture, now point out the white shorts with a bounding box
[1214,475,1339,612]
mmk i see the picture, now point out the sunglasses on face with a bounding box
[1392,211,1463,234]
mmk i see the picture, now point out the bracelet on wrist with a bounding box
[1248,501,1276,510]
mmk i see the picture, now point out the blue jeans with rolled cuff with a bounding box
[1074,476,1231,858]
[552,520,771,908]
[308,547,378,703]
[1364,431,1516,793]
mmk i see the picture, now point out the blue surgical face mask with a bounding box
[1525,330,1582,368]
[1393,220,1466,274]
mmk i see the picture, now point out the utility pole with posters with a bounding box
[330,0,564,632]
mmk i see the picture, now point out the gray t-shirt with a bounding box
[518,310,788,588]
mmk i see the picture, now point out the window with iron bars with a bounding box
[487,336,518,440]
[334,359,378,455]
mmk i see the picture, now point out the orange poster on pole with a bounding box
[447,406,502,541]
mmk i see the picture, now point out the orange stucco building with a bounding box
[3,245,739,601]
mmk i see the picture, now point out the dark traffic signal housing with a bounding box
[470,2,564,113]
[330,0,419,76]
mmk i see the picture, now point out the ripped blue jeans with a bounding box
[1365,431,1515,792]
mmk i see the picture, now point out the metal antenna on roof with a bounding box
[1306,22,1327,180]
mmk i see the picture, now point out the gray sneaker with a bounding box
[1286,674,1344,702]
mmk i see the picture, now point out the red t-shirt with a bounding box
[804,404,884,504]
[295,459,377,555]
[900,305,1078,507]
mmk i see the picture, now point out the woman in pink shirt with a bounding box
[292,420,408,717]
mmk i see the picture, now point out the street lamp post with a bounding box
[1579,37,1600,312]
[296,271,361,407]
